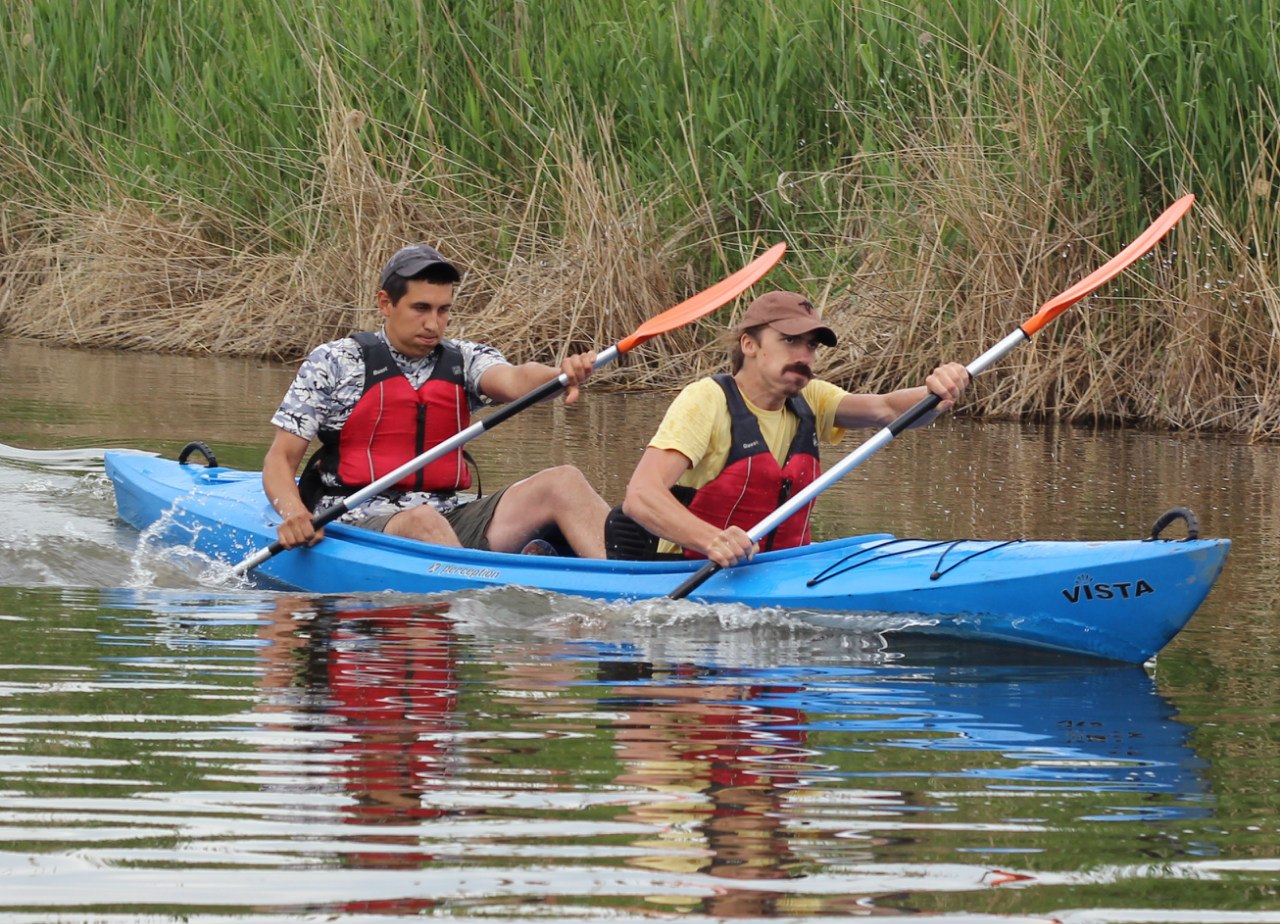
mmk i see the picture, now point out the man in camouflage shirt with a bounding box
[263,244,610,557]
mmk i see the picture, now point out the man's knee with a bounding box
[517,465,587,502]
[543,464,594,497]
[388,505,458,544]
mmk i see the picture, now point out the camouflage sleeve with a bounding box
[269,341,361,441]
[455,339,509,410]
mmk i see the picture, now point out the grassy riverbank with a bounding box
[1,0,1277,434]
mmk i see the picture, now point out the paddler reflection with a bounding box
[257,595,459,892]
[593,659,822,916]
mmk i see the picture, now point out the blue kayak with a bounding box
[105,450,1230,664]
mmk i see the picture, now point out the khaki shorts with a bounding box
[352,487,509,551]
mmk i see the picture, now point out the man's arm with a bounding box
[622,447,756,568]
[833,362,970,430]
[477,351,598,405]
[262,428,317,549]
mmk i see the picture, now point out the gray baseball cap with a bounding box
[378,243,462,289]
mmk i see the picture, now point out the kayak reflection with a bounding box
[248,598,1210,915]
[583,639,1210,802]
[584,641,1209,914]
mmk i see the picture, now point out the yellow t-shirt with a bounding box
[648,376,849,553]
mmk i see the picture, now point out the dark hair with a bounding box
[727,325,765,373]
[381,263,459,304]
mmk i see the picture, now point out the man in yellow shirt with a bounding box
[616,291,970,567]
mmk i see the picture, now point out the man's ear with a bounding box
[376,289,393,316]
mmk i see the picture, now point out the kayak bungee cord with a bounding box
[804,537,1023,588]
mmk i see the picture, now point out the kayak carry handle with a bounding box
[178,441,219,468]
[1148,506,1199,541]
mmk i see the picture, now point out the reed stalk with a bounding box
[0,0,1277,433]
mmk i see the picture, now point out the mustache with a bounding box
[784,363,813,378]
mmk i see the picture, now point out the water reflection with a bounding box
[593,649,1211,914]
[227,595,1215,916]
[251,597,458,914]
[596,658,810,916]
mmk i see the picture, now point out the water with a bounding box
[2,338,1279,921]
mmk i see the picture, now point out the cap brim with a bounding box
[379,258,462,288]
[768,319,838,347]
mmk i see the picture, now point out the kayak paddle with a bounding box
[670,194,1196,600]
[233,242,787,576]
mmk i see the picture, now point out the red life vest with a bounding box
[684,374,821,557]
[295,601,456,877]
[300,333,471,508]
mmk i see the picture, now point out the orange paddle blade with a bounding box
[616,243,787,354]
[1021,194,1195,336]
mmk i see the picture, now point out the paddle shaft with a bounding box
[669,196,1196,600]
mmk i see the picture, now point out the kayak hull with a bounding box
[104,452,1231,664]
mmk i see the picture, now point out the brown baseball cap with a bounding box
[736,291,837,346]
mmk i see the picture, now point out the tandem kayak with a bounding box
[104,449,1231,664]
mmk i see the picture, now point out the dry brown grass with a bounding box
[0,103,704,387]
[728,129,1280,435]
[802,197,1278,435]
[2,102,1278,435]
[445,114,694,387]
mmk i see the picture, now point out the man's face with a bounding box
[377,279,454,358]
[743,326,822,396]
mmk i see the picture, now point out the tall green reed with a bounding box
[5,0,1271,234]
[2,0,1277,432]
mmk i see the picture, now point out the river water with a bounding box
[1,337,1278,922]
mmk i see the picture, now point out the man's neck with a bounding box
[733,369,788,412]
